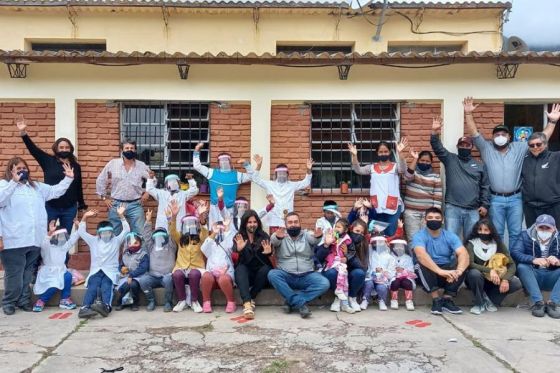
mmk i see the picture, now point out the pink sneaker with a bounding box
[225,301,237,313]
[202,301,212,313]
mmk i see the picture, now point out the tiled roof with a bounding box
[0,49,557,65]
[370,1,511,9]
[0,0,350,8]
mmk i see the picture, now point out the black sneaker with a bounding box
[299,304,312,319]
[131,305,139,312]
[431,298,443,315]
[441,297,463,314]
[91,303,111,317]
[282,302,293,314]
[78,307,98,319]
[3,305,16,316]
[546,302,560,319]
[18,303,33,312]
[531,301,546,317]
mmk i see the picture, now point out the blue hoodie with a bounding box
[511,223,560,265]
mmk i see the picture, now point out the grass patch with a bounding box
[263,359,290,373]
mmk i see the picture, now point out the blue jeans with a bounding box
[83,271,114,307]
[109,200,145,235]
[371,205,402,236]
[445,204,479,239]
[322,268,366,298]
[46,205,78,234]
[517,263,560,304]
[363,279,389,302]
[268,269,330,308]
[39,271,72,303]
[489,193,522,246]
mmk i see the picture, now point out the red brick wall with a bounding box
[0,102,55,180]
[209,103,251,202]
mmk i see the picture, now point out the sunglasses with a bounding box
[528,143,543,148]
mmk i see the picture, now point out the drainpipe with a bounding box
[373,0,389,41]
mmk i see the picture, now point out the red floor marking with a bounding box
[230,316,245,321]
[414,322,432,328]
[58,312,73,319]
[405,320,422,325]
[236,318,252,324]
[49,313,62,319]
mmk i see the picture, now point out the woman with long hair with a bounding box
[465,218,522,315]
[233,209,273,319]
[0,157,74,315]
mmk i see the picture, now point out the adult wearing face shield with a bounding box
[521,132,560,227]
[193,143,258,226]
[228,196,274,234]
[0,157,74,315]
[464,98,560,244]
[146,171,199,229]
[243,155,313,230]
[511,214,560,318]
[431,116,490,239]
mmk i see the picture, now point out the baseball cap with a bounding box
[457,136,473,147]
[535,214,556,229]
[492,125,510,134]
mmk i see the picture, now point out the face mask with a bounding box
[247,225,257,233]
[56,151,72,159]
[378,155,390,162]
[426,220,442,231]
[287,226,301,237]
[126,234,142,253]
[122,151,136,160]
[457,148,471,159]
[17,170,29,182]
[349,232,364,244]
[166,179,179,192]
[493,135,508,148]
[417,163,431,172]
[219,159,231,171]
[393,245,406,257]
[99,231,113,243]
[478,233,493,242]
[537,230,553,241]
[276,171,288,184]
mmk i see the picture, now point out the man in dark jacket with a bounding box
[521,132,560,226]
[511,214,560,318]
[431,117,490,239]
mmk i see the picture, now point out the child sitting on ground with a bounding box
[361,235,396,311]
[77,205,129,319]
[114,231,149,312]
[200,220,236,313]
[389,239,416,311]
[32,220,80,312]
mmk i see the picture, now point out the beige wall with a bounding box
[0,7,502,53]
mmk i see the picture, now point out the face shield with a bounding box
[125,232,143,253]
[370,236,389,254]
[152,229,169,250]
[181,216,200,236]
[164,174,180,193]
[234,200,249,218]
[50,228,69,246]
[275,167,289,184]
[218,154,232,172]
[97,226,114,243]
[390,239,408,257]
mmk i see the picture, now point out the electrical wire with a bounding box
[394,10,499,36]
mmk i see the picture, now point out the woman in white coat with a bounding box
[0,156,74,315]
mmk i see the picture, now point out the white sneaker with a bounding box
[173,300,187,313]
[390,299,399,310]
[405,300,415,311]
[334,288,348,301]
[483,293,497,312]
[341,301,356,314]
[330,299,341,312]
[378,300,388,311]
[360,299,369,310]
[470,305,484,315]
[348,297,362,312]
[191,301,203,313]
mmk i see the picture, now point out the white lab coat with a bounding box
[0,177,73,249]
[33,230,80,295]
[201,236,235,281]
[78,218,130,286]
[366,248,396,282]
[392,253,416,289]
[315,216,339,245]
[245,165,312,227]
[146,177,198,229]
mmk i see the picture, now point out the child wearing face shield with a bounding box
[168,199,208,313]
[361,236,396,311]
[315,201,341,244]
[32,220,80,312]
[77,206,130,319]
[389,239,416,311]
[114,232,149,312]
[200,220,236,313]
[136,209,178,312]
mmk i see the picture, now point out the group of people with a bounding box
[1,97,559,321]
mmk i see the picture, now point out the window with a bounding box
[276,44,353,54]
[31,42,107,52]
[504,103,558,150]
[310,102,399,191]
[387,43,464,54]
[120,102,210,184]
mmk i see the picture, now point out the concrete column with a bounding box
[54,96,77,147]
[250,97,271,206]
